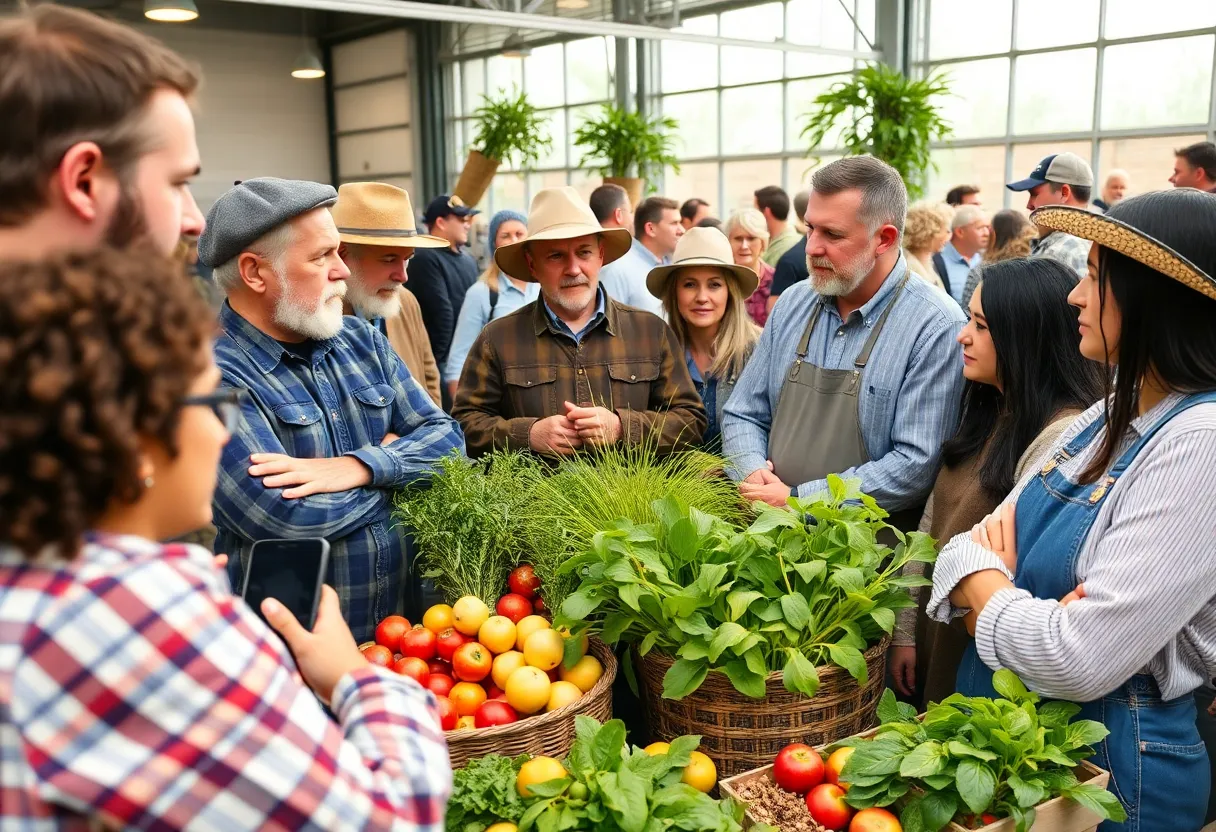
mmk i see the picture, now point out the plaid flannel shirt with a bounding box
[0,534,451,830]
[450,293,707,457]
[213,303,464,644]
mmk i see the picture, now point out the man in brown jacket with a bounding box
[452,186,706,457]
[334,182,444,405]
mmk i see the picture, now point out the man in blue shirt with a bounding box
[933,203,988,306]
[198,178,465,643]
[722,157,965,524]
[595,192,681,318]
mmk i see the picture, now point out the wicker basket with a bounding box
[453,149,500,208]
[444,637,617,768]
[638,639,889,778]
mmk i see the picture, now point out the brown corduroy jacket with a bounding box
[451,294,707,457]
[379,289,443,406]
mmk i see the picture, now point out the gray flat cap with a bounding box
[198,177,338,267]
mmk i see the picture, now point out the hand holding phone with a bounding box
[241,538,330,630]
[260,585,365,704]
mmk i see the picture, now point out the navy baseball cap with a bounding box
[423,193,480,225]
[1007,152,1094,192]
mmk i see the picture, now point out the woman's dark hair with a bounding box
[942,257,1106,496]
[1080,191,1216,481]
[0,247,212,557]
[989,209,1031,251]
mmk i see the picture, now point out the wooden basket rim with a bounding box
[444,637,618,745]
[640,637,889,686]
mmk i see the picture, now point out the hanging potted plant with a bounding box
[799,64,952,199]
[572,104,679,206]
[454,88,552,207]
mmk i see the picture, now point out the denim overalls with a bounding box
[956,393,1215,832]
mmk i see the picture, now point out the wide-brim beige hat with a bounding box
[645,226,759,299]
[332,182,450,249]
[495,186,632,282]
[1032,189,1216,302]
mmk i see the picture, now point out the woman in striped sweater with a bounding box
[927,189,1216,831]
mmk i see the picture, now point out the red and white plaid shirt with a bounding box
[0,533,452,830]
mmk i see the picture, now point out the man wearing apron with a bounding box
[722,156,966,535]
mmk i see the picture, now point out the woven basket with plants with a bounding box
[572,103,680,205]
[454,87,551,207]
[556,475,937,777]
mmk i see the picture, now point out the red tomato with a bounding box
[533,597,547,615]
[773,743,825,794]
[436,628,468,663]
[428,659,452,676]
[496,593,534,624]
[426,673,455,698]
[484,683,505,700]
[392,656,431,686]
[375,615,411,653]
[508,565,540,600]
[452,641,492,682]
[436,696,458,731]
[474,699,519,728]
[400,626,438,661]
[362,644,393,667]
[806,784,854,831]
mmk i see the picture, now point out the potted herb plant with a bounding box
[572,104,679,206]
[800,64,952,199]
[454,88,552,207]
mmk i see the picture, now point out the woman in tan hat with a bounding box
[928,189,1216,831]
[647,226,761,448]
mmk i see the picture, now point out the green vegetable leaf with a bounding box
[638,631,658,657]
[1008,772,1047,808]
[619,583,644,611]
[956,758,997,814]
[918,790,958,831]
[666,517,699,563]
[676,639,709,661]
[1037,700,1083,728]
[844,740,906,778]
[747,508,800,534]
[830,566,865,594]
[560,588,601,620]
[590,719,628,772]
[791,560,826,584]
[1063,783,1127,822]
[564,633,589,669]
[868,607,896,634]
[1061,720,1110,751]
[920,773,955,791]
[877,689,919,724]
[902,531,939,564]
[781,649,820,698]
[899,798,927,832]
[742,645,768,677]
[601,612,632,644]
[1001,708,1033,737]
[664,734,700,769]
[708,622,749,662]
[946,740,997,761]
[827,642,868,685]
[518,798,551,831]
[597,768,649,832]
[525,777,572,798]
[779,593,812,631]
[662,659,709,699]
[723,659,767,699]
[900,741,946,777]
[992,669,1038,705]
[725,590,765,621]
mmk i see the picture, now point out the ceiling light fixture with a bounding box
[291,48,326,79]
[501,31,532,58]
[144,0,199,22]
[555,0,590,9]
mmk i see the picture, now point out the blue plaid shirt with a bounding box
[213,303,465,643]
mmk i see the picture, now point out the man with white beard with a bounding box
[201,178,465,643]
[334,182,444,406]
[721,156,965,527]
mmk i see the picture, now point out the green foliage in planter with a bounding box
[572,104,680,181]
[471,88,552,168]
[799,64,952,199]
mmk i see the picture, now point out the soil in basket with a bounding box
[734,778,828,832]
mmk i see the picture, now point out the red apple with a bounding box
[436,628,468,663]
[484,683,505,700]
[474,699,519,728]
[362,644,393,667]
[806,783,854,831]
[400,626,438,661]
[533,596,547,614]
[825,747,855,789]
[374,615,411,653]
[849,807,901,832]
[508,564,540,600]
[392,656,431,686]
[435,696,457,731]
[496,593,534,624]
[773,743,825,794]
[425,673,454,698]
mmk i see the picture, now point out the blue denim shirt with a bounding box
[721,256,966,509]
[685,351,719,448]
[212,303,465,643]
[444,274,541,381]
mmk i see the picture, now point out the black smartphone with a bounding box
[240,538,330,631]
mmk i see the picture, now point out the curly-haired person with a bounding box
[0,249,452,830]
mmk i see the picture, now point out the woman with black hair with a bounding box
[889,258,1105,705]
[929,189,1216,831]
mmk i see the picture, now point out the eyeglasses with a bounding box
[181,389,247,432]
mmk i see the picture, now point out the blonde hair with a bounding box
[663,266,760,381]
[723,209,770,267]
[478,260,502,290]
[903,201,954,254]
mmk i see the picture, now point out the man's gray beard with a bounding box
[272,269,347,340]
[344,262,402,320]
[806,252,874,297]
[545,279,595,317]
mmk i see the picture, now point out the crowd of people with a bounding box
[2,4,1216,831]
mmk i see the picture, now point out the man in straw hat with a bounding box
[451,185,706,457]
[201,177,465,643]
[334,182,445,406]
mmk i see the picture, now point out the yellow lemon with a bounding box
[517,756,568,797]
[505,665,552,715]
[523,628,564,671]
[491,650,527,690]
[643,742,671,756]
[559,655,604,692]
[514,614,550,651]
[682,751,717,793]
[546,680,583,712]
[452,595,490,636]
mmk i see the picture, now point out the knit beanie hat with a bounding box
[488,209,528,255]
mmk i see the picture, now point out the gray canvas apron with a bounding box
[768,278,924,534]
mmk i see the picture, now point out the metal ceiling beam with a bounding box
[218,0,879,59]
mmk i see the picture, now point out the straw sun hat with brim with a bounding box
[494,186,632,282]
[331,182,450,249]
[645,226,759,299]
[1031,189,1216,302]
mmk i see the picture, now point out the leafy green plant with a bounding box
[556,476,935,700]
[394,450,543,605]
[838,674,1127,832]
[447,753,527,831]
[799,64,952,199]
[572,104,680,180]
[471,87,552,168]
[518,446,749,614]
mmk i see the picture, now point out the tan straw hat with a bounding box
[494,186,632,282]
[1032,189,1216,302]
[645,226,759,299]
[332,182,449,248]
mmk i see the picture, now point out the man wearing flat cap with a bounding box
[451,186,706,457]
[334,182,445,406]
[201,177,465,643]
